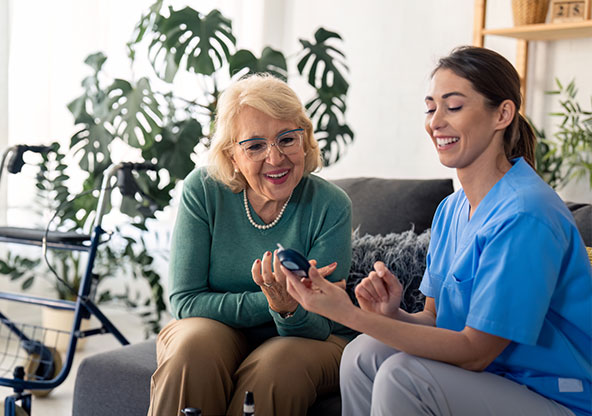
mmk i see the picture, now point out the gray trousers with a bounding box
[340,334,575,416]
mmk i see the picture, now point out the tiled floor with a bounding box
[1,305,148,416]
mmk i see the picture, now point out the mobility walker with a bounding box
[0,144,157,416]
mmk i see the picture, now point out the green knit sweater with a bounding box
[169,167,355,341]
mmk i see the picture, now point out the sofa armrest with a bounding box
[73,340,156,416]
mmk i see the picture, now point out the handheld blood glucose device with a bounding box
[277,243,310,277]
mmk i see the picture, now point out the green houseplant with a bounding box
[535,79,592,191]
[0,1,354,335]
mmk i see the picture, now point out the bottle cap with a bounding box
[244,391,255,413]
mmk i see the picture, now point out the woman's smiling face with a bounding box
[232,106,305,207]
[424,68,504,171]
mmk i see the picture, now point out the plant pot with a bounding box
[41,307,91,352]
[512,0,551,25]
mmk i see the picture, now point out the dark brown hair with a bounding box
[432,46,536,168]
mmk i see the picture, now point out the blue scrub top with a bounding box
[420,158,592,416]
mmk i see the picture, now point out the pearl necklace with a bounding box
[243,189,292,230]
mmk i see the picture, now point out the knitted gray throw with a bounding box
[346,228,430,313]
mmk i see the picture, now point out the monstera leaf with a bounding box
[147,7,236,82]
[144,118,201,180]
[67,53,117,172]
[298,28,349,95]
[315,117,354,166]
[69,122,113,172]
[229,47,287,81]
[128,0,164,61]
[305,89,353,165]
[107,77,163,148]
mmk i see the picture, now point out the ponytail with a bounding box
[505,114,536,169]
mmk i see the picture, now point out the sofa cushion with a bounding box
[346,229,430,313]
[331,177,454,236]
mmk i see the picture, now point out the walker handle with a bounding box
[5,144,54,174]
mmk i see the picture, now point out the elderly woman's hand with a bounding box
[252,250,338,315]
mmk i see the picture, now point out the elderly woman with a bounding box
[147,74,355,416]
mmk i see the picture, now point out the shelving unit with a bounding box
[483,19,592,40]
[473,0,592,110]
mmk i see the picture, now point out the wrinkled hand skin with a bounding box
[252,250,338,314]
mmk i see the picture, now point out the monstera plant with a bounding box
[0,1,354,335]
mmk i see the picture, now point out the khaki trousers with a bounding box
[147,317,348,416]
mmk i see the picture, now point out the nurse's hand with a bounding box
[354,262,402,319]
[252,251,338,315]
[284,263,354,322]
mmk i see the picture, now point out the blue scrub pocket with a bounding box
[436,273,475,331]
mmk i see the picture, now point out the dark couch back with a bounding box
[331,177,455,236]
[332,177,591,247]
[566,202,592,246]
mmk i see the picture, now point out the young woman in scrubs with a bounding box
[284,46,592,416]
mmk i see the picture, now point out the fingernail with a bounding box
[266,251,271,256]
[256,259,261,264]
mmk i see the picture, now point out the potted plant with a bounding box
[535,79,592,190]
[1,1,354,336]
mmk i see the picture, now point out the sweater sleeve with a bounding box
[168,171,271,328]
[273,189,353,340]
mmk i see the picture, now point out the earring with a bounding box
[234,168,239,173]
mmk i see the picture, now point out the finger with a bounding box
[355,285,377,310]
[355,283,374,302]
[374,261,389,277]
[333,279,346,290]
[317,262,338,278]
[273,250,286,284]
[383,270,401,294]
[309,259,317,267]
[306,264,330,288]
[261,251,275,286]
[251,259,263,286]
[285,269,308,302]
[369,273,389,301]
[358,273,382,301]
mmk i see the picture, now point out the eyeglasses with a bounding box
[237,128,304,161]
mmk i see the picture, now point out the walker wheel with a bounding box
[24,346,63,397]
[0,404,29,416]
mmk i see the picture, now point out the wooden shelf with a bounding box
[483,20,592,40]
[473,0,592,111]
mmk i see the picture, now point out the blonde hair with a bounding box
[207,73,322,192]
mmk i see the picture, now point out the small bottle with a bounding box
[243,391,255,416]
[181,408,202,416]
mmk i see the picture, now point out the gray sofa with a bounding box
[72,177,591,416]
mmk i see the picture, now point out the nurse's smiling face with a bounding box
[424,69,505,171]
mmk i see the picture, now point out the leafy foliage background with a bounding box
[1,1,354,335]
